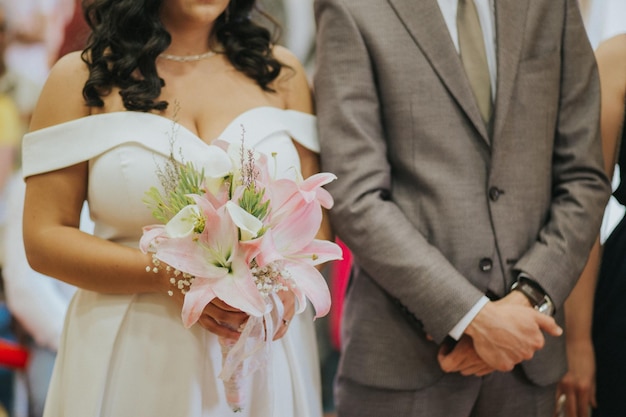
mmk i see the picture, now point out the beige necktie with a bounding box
[457,0,492,124]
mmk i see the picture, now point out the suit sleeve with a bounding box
[314,0,485,343]
[514,0,611,307]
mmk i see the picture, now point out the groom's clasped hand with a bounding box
[438,290,563,376]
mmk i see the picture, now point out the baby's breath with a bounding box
[250,260,291,296]
[147,254,195,296]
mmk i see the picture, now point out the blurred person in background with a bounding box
[588,32,626,417]
[0,3,83,415]
[2,175,88,417]
[257,0,315,76]
[0,88,20,268]
[555,1,626,416]
[0,91,21,416]
[585,0,626,50]
[0,93,19,195]
[0,7,34,413]
[0,10,22,262]
[54,0,90,61]
[0,0,70,87]
[0,4,43,128]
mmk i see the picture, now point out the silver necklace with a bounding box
[159,50,216,63]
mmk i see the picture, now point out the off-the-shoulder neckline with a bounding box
[26,106,315,145]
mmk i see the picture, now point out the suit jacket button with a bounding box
[489,187,502,201]
[479,258,493,272]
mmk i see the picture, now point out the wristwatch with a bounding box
[511,277,555,316]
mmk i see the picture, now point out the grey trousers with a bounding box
[336,367,556,417]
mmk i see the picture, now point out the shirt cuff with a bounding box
[448,295,490,340]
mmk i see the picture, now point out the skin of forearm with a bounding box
[564,238,602,342]
[24,225,168,295]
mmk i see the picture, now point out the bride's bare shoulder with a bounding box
[271,46,313,114]
[29,51,92,132]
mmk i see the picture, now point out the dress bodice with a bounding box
[22,107,318,246]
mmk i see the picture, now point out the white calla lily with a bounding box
[196,146,234,195]
[165,205,203,238]
[225,201,263,241]
[197,145,233,176]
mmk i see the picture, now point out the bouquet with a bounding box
[139,132,342,412]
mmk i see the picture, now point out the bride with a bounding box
[21,0,331,416]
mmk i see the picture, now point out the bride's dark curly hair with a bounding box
[81,0,283,111]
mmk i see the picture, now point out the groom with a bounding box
[314,0,611,416]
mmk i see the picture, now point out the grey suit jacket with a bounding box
[314,0,611,390]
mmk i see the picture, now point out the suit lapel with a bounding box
[386,0,489,144]
[493,0,529,140]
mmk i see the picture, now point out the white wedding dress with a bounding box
[21,107,323,417]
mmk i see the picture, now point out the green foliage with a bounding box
[239,185,270,221]
[143,161,206,224]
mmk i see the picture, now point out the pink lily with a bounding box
[155,195,267,327]
[267,172,337,227]
[139,224,168,253]
[254,202,343,318]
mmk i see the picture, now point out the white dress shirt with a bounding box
[437,0,497,99]
[436,0,495,339]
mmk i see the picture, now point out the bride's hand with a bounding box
[155,267,248,339]
[197,298,249,339]
[273,289,296,341]
[169,292,248,339]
